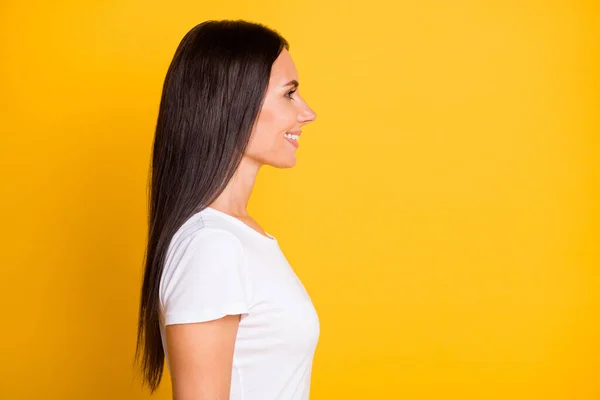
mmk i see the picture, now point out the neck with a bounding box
[208,156,261,217]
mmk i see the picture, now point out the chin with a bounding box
[269,156,297,169]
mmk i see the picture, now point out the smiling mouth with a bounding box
[283,132,300,142]
[284,134,299,148]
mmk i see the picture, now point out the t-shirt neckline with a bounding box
[202,207,278,243]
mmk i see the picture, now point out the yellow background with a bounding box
[1,1,598,399]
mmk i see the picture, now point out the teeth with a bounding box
[284,133,299,141]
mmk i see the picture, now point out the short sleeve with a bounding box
[160,228,251,325]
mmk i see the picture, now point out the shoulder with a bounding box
[160,217,247,288]
[169,212,244,256]
[188,227,244,255]
[173,226,245,262]
[160,225,249,308]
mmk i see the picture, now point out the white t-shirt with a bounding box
[159,206,320,400]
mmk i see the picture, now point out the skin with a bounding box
[166,48,317,400]
[209,47,317,231]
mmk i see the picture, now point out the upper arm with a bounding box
[160,229,251,400]
[166,314,241,400]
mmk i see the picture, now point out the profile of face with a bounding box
[243,48,317,168]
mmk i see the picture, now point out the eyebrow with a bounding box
[283,79,299,88]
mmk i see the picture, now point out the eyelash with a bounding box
[285,88,297,99]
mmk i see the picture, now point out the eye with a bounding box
[285,88,297,99]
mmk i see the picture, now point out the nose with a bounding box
[298,103,317,124]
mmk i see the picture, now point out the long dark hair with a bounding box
[134,19,289,393]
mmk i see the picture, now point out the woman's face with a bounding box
[244,48,317,168]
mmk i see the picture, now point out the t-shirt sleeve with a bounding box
[160,228,252,325]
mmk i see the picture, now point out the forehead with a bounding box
[269,48,298,84]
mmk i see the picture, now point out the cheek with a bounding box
[254,103,295,140]
[246,114,280,154]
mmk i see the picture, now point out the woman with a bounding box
[135,19,319,400]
